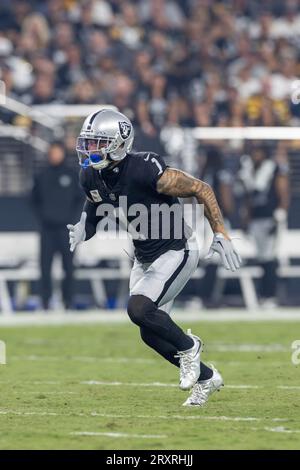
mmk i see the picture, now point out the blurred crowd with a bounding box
[0,0,298,308]
[1,0,300,135]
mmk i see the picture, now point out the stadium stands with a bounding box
[0,0,300,310]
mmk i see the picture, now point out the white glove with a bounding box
[67,212,87,252]
[205,233,242,272]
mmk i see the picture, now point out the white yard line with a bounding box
[9,342,290,364]
[225,385,260,389]
[0,409,288,423]
[0,380,61,385]
[251,426,300,434]
[82,380,255,389]
[277,386,300,390]
[82,380,178,387]
[81,380,299,391]
[0,410,60,416]
[32,381,61,385]
[23,339,52,345]
[263,426,300,434]
[1,309,300,326]
[1,379,297,392]
[215,361,288,366]
[90,412,288,423]
[74,357,155,364]
[10,355,155,364]
[23,391,77,395]
[70,431,168,439]
[208,344,289,352]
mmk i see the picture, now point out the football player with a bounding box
[67,109,242,406]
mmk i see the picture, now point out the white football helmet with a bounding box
[76,109,134,170]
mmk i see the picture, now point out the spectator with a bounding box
[1,0,300,129]
[67,78,97,104]
[21,12,50,50]
[31,142,83,310]
[30,75,57,105]
[237,144,290,308]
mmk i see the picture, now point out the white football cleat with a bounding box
[182,364,224,407]
[176,329,202,391]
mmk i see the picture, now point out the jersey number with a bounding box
[151,157,163,176]
[144,154,163,176]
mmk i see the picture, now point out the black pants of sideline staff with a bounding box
[40,225,74,309]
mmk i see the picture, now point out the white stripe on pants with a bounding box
[129,234,200,314]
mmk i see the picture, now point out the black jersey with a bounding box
[251,162,288,218]
[31,163,83,226]
[79,152,187,263]
[238,156,289,219]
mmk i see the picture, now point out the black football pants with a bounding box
[40,225,74,309]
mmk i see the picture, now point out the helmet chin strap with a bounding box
[106,155,121,170]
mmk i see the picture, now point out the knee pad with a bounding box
[127,295,156,326]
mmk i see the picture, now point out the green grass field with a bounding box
[0,319,299,450]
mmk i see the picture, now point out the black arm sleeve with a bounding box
[83,199,100,241]
[79,169,99,240]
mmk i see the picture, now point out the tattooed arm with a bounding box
[157,167,230,239]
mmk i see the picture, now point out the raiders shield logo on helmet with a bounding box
[119,121,131,140]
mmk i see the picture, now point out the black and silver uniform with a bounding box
[79,152,188,263]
